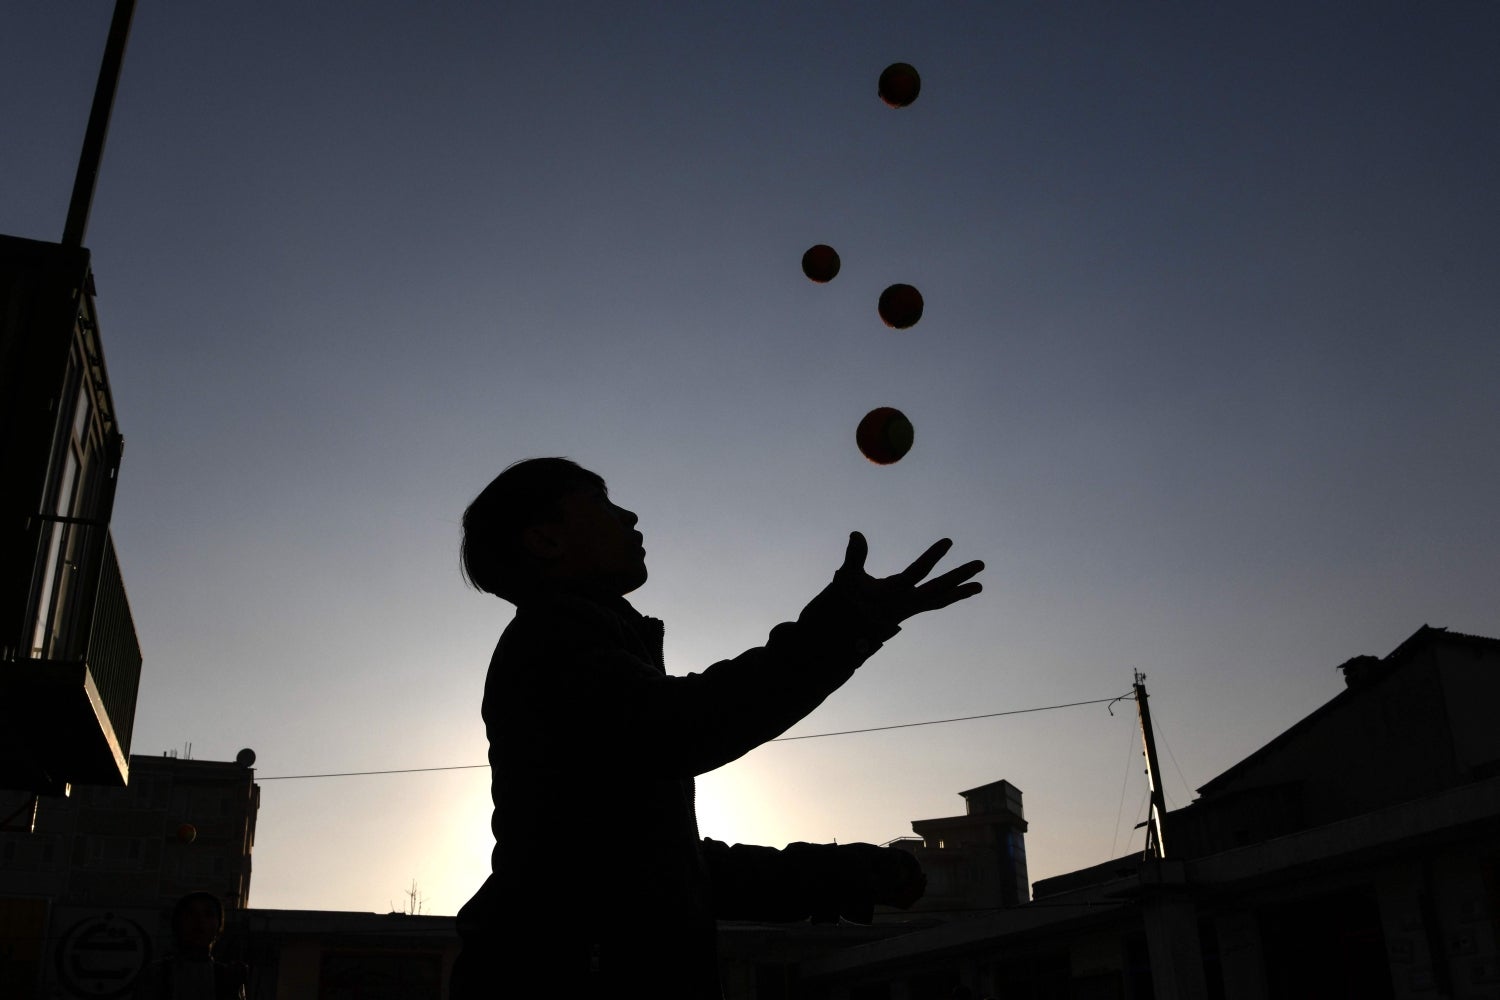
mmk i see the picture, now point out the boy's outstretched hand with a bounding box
[836,531,983,627]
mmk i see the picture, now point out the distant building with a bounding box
[236,910,458,1000]
[892,779,1030,915]
[0,751,259,999]
[798,625,1500,999]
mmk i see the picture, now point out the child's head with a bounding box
[170,891,223,954]
[462,457,647,603]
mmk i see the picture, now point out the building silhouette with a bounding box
[889,779,1030,916]
[799,625,1500,1000]
[1,235,142,802]
[9,627,1494,999]
[0,752,259,998]
[2,0,141,809]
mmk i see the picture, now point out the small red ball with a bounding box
[801,244,841,283]
[878,63,921,108]
[177,823,197,844]
[878,284,924,329]
[857,407,915,465]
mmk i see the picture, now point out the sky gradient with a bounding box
[4,3,1498,916]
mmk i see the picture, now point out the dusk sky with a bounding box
[4,3,1497,917]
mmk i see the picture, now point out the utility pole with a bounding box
[62,0,137,248]
[1133,670,1169,859]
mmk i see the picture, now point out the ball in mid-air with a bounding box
[878,63,921,108]
[802,244,841,283]
[857,407,915,464]
[878,283,924,329]
[177,823,197,844]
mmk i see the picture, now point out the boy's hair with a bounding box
[171,891,224,933]
[461,457,604,602]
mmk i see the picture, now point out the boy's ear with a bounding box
[521,524,565,560]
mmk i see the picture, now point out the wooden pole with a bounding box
[1134,670,1170,858]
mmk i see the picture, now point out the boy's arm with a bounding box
[542,533,983,777]
[540,587,882,776]
[702,839,926,923]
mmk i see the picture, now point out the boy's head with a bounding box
[170,891,223,955]
[462,458,647,603]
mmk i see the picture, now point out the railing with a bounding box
[87,531,141,759]
[21,516,142,764]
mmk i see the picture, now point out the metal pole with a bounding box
[62,0,137,248]
[1133,670,1170,858]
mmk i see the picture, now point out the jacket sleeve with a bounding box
[702,839,926,923]
[523,579,900,778]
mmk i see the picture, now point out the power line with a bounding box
[257,694,1131,781]
[767,696,1129,741]
[1149,707,1196,805]
[260,763,488,781]
[1108,711,1139,860]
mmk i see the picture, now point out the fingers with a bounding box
[837,534,984,622]
[840,531,869,575]
[896,538,954,585]
[919,558,985,592]
[917,580,984,612]
[908,559,985,613]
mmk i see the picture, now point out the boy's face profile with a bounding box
[173,896,221,954]
[526,480,647,596]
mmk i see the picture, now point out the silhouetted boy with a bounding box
[132,892,245,1000]
[450,458,983,999]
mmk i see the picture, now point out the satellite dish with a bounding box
[235,748,257,768]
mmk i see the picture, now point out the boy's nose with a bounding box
[617,506,638,526]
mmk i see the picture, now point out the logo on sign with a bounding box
[55,912,151,998]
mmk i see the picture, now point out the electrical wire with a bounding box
[256,694,1131,781]
[767,696,1129,742]
[259,763,489,781]
[1108,713,1139,859]
[1150,707,1196,807]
